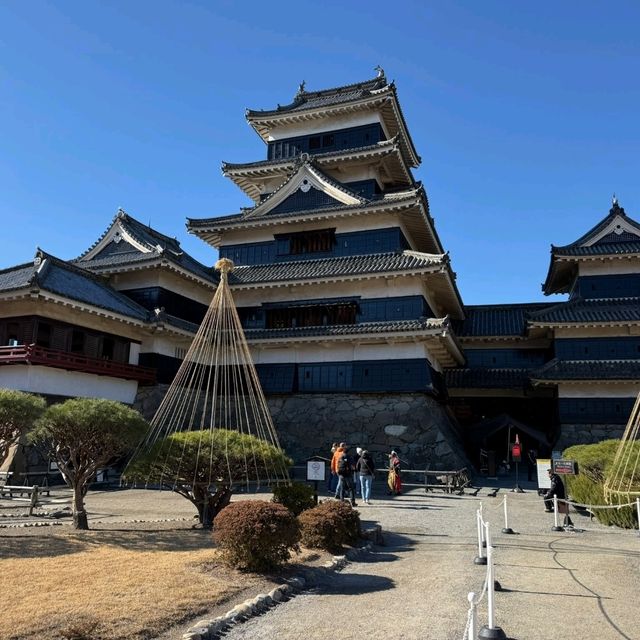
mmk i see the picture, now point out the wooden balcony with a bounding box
[0,344,156,384]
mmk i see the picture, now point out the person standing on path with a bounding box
[327,442,339,494]
[387,450,402,495]
[543,468,573,526]
[356,449,375,504]
[336,446,357,506]
[331,442,347,499]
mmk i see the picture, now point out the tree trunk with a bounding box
[192,485,232,528]
[72,481,89,530]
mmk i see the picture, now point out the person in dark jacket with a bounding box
[543,469,573,525]
[356,449,375,504]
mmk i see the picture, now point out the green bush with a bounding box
[564,440,640,528]
[272,482,316,516]
[298,500,361,552]
[213,500,300,571]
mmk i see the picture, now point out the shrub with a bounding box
[213,500,300,571]
[272,482,316,516]
[564,440,640,528]
[299,500,361,552]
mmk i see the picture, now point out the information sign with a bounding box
[306,460,325,481]
[536,458,552,488]
[553,459,579,475]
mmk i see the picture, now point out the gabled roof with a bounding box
[0,249,150,322]
[245,74,421,168]
[531,358,640,383]
[75,209,217,286]
[543,200,640,294]
[453,303,554,338]
[188,183,444,256]
[222,137,413,202]
[241,161,367,219]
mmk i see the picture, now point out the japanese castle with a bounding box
[2,72,640,471]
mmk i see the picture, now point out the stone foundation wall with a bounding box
[556,423,626,451]
[134,386,468,470]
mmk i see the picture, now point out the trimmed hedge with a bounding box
[213,500,301,571]
[272,482,316,516]
[564,439,640,528]
[298,500,361,552]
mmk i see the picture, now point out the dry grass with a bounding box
[0,528,272,640]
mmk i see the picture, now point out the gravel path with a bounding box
[221,482,640,640]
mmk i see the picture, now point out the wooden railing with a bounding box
[0,344,156,383]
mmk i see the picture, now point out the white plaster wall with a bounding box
[218,212,408,247]
[111,270,215,306]
[129,343,141,365]
[141,335,192,358]
[578,260,640,276]
[554,326,640,338]
[0,365,138,403]
[232,276,428,306]
[267,112,383,140]
[558,383,640,398]
[250,341,428,364]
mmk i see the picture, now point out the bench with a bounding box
[0,484,50,498]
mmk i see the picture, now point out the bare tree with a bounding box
[30,398,148,529]
[0,389,46,468]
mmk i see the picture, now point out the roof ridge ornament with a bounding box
[374,65,385,79]
[610,194,626,216]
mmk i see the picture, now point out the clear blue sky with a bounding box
[1,1,639,305]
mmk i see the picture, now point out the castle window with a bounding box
[309,136,321,150]
[322,134,334,148]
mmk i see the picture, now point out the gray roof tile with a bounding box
[454,303,554,337]
[245,317,447,341]
[246,77,387,117]
[532,358,640,381]
[528,297,640,325]
[229,251,446,286]
[1,251,149,320]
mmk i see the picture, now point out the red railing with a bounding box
[0,344,156,384]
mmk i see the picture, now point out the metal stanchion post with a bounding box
[501,495,514,534]
[474,509,487,565]
[552,494,563,531]
[478,523,507,640]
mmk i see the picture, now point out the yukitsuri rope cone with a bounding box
[125,258,290,525]
[604,392,640,505]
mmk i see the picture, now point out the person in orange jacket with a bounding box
[331,442,346,499]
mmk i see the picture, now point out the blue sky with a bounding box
[1,1,639,305]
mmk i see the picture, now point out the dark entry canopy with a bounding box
[468,413,551,447]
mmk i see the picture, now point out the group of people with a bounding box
[328,443,403,506]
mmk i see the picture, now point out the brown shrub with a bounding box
[298,500,361,552]
[213,500,301,571]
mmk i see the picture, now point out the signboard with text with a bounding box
[536,459,552,488]
[553,459,579,475]
[306,460,325,481]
